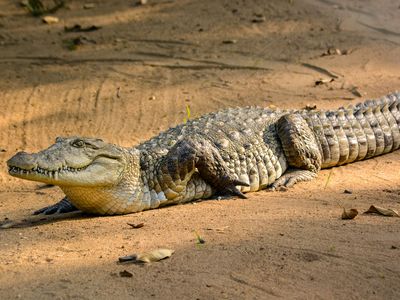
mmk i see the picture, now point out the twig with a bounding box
[301,62,342,79]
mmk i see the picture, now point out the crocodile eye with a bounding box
[72,140,85,148]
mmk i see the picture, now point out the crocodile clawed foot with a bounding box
[270,169,317,191]
[223,185,247,199]
[220,179,249,199]
[34,197,79,215]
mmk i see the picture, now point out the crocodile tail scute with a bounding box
[303,92,400,168]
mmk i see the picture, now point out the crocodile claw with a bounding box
[220,178,249,199]
[224,185,247,199]
[34,197,79,215]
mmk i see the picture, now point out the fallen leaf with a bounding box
[42,15,59,24]
[344,189,353,194]
[363,205,399,217]
[136,248,174,263]
[119,255,136,263]
[127,222,144,229]
[341,208,358,220]
[119,249,174,264]
[315,78,334,86]
[119,270,133,277]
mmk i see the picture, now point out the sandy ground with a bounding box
[0,0,399,299]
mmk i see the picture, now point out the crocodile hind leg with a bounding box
[273,113,322,190]
[34,197,79,215]
[158,136,250,199]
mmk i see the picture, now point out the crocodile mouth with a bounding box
[8,165,87,179]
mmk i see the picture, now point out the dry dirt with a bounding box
[0,0,400,299]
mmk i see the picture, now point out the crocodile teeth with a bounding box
[10,165,86,176]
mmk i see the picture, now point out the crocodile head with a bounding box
[7,137,132,187]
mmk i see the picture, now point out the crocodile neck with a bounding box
[61,150,145,215]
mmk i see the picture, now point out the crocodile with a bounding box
[7,92,400,215]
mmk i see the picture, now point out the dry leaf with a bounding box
[136,248,174,263]
[363,205,399,217]
[118,255,136,263]
[341,208,358,220]
[315,78,334,86]
[127,222,144,229]
[118,249,174,264]
[119,270,133,277]
[42,16,59,24]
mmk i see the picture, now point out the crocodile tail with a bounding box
[302,92,400,168]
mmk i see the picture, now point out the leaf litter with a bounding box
[119,270,133,277]
[341,208,358,220]
[127,222,144,229]
[363,205,399,217]
[118,248,174,264]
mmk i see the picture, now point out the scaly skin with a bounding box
[7,92,400,215]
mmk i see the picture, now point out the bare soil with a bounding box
[0,0,399,299]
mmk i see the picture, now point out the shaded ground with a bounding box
[0,0,399,299]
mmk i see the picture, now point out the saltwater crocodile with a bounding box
[7,92,400,215]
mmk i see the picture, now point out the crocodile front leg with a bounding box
[34,197,79,215]
[273,113,322,189]
[158,136,250,199]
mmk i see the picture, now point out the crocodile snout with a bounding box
[7,151,37,170]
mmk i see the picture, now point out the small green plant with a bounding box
[194,231,205,245]
[24,0,65,17]
[324,169,333,189]
[183,104,191,123]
